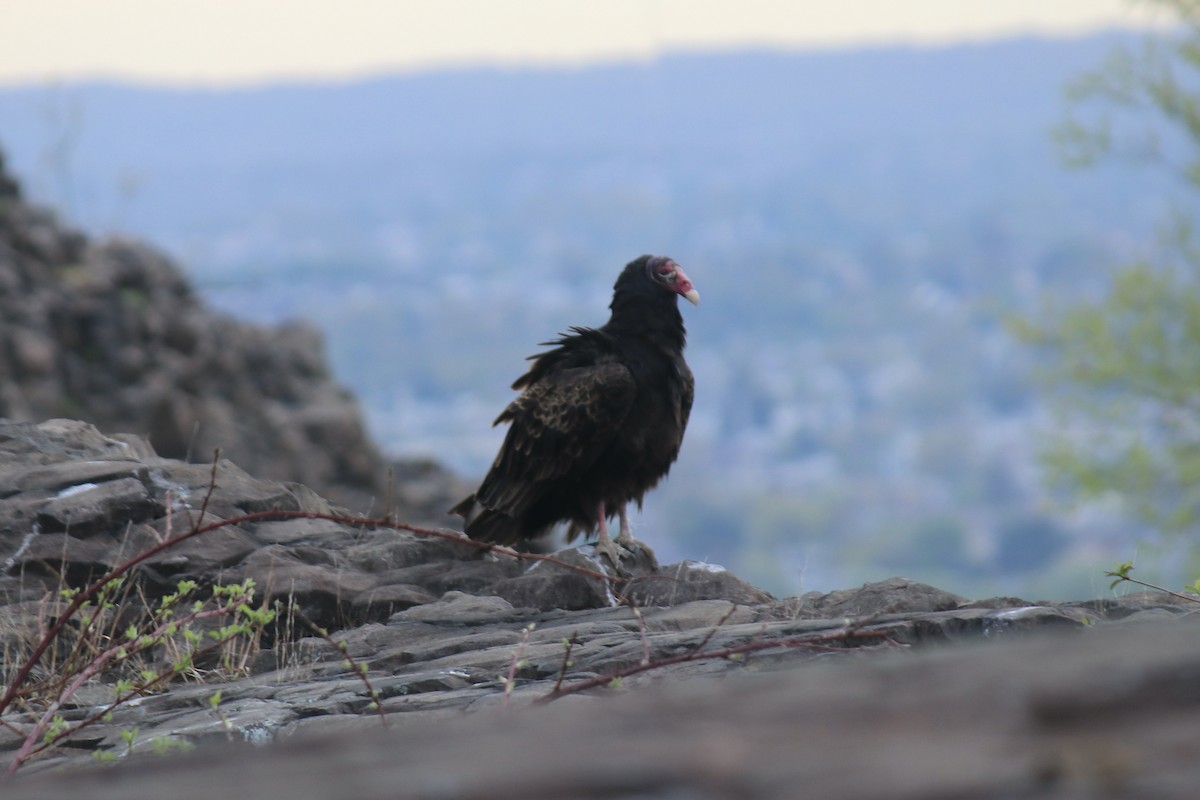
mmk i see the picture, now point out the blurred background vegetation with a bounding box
[1023,0,1200,583]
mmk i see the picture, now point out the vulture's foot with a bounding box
[592,531,630,570]
[622,537,657,567]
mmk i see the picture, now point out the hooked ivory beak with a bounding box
[673,265,700,306]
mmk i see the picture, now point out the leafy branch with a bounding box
[1105,560,1200,603]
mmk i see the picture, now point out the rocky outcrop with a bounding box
[9,618,1200,800]
[3,417,1199,791]
[0,152,454,513]
[0,419,770,627]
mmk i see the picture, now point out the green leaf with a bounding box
[43,715,68,743]
[1105,561,1135,589]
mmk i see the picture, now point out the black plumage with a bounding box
[450,254,699,559]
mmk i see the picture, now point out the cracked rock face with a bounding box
[0,158,467,514]
[0,420,774,629]
[3,417,1200,785]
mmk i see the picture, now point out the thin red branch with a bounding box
[501,624,536,710]
[625,599,651,666]
[686,603,738,657]
[551,634,581,695]
[292,608,386,727]
[535,627,897,705]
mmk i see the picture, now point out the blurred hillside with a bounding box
[0,32,1172,597]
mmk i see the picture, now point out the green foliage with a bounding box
[1024,261,1200,531]
[42,715,67,744]
[1106,560,1136,590]
[118,727,139,755]
[1056,1,1200,177]
[148,736,193,756]
[3,571,278,776]
[1026,1,1200,536]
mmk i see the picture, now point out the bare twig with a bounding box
[194,449,220,529]
[385,466,394,524]
[687,603,738,657]
[625,599,651,666]
[536,626,897,705]
[502,623,536,709]
[551,634,582,695]
[291,608,386,727]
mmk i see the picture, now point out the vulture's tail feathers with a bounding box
[450,495,524,546]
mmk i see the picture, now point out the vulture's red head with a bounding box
[644,255,700,306]
[609,255,700,328]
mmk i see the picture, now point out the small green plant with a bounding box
[118,727,139,756]
[148,736,193,756]
[2,576,275,776]
[1105,561,1135,590]
[209,690,233,740]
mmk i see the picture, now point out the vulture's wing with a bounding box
[477,360,636,514]
[676,358,695,439]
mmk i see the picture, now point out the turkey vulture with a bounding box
[450,254,699,564]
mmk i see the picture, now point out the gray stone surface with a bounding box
[7,620,1200,799]
[1,420,770,628]
[3,417,1200,793]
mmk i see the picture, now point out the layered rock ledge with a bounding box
[2,418,1199,797]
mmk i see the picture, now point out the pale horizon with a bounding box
[1,0,1166,88]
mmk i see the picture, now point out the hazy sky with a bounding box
[2,0,1161,86]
